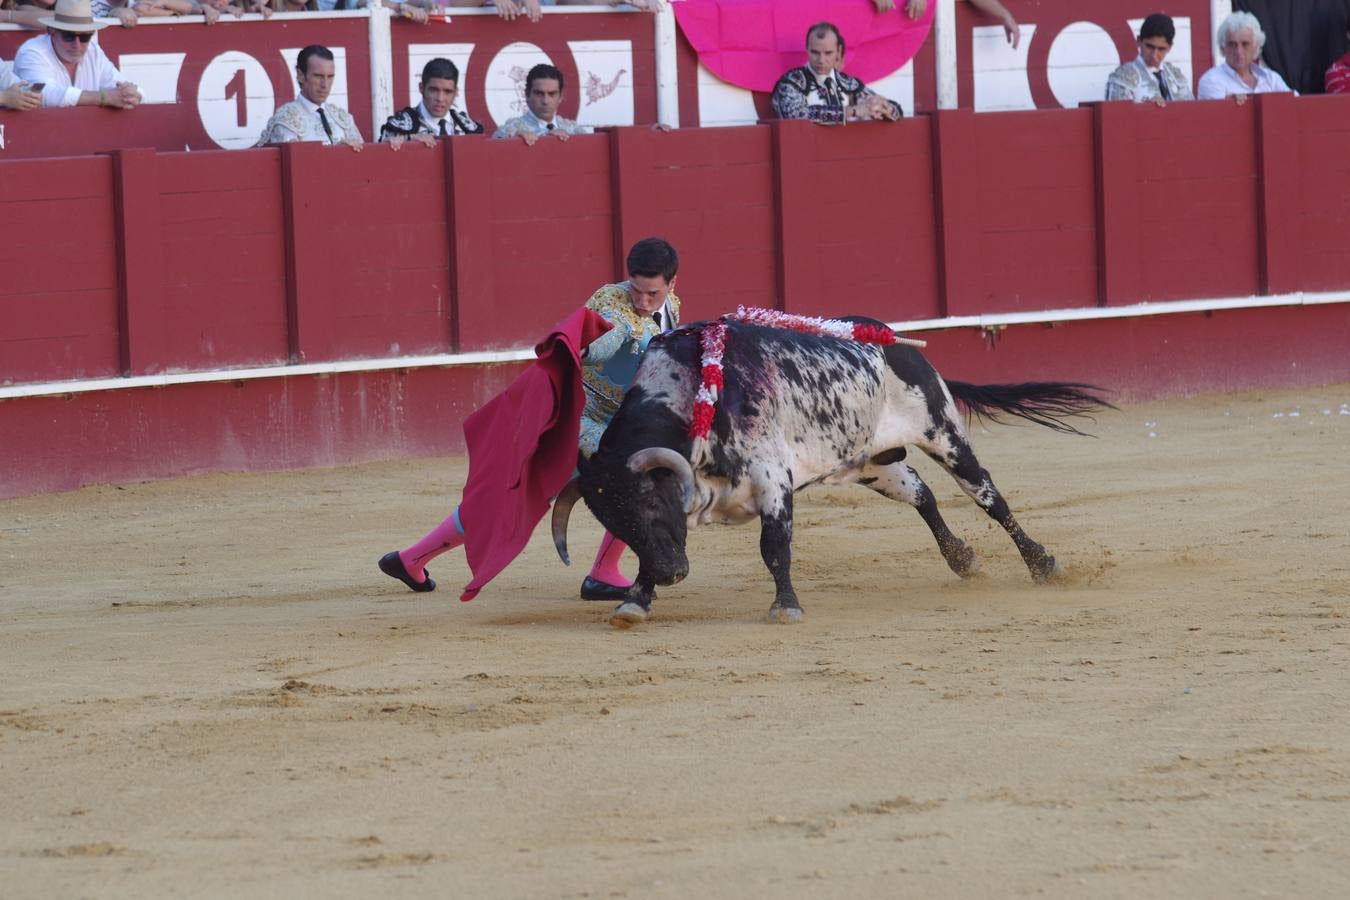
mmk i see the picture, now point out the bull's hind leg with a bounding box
[759,483,803,624]
[921,433,1063,583]
[860,462,980,577]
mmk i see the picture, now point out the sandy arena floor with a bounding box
[3,384,1350,898]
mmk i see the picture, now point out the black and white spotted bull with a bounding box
[551,318,1111,627]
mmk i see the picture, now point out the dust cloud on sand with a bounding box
[3,385,1350,898]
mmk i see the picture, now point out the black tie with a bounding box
[546,122,555,131]
[652,310,662,329]
[1155,70,1171,101]
[824,76,838,106]
[438,118,449,137]
[317,106,334,143]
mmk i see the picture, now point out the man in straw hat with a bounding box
[12,0,141,109]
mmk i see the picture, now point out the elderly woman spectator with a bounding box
[1197,11,1294,99]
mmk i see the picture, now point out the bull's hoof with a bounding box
[951,546,981,579]
[766,604,803,624]
[1032,557,1065,584]
[608,602,649,629]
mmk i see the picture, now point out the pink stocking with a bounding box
[587,530,632,587]
[400,507,465,582]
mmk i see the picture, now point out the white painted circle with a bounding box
[1046,22,1121,109]
[198,52,276,150]
[484,42,554,129]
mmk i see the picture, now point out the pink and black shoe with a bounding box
[378,551,437,593]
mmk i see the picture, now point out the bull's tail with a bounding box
[944,380,1115,436]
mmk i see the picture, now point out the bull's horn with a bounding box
[626,447,696,512]
[551,477,582,566]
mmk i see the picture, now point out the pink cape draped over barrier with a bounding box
[456,307,613,602]
[672,0,935,93]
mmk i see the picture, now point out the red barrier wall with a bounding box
[3,156,120,383]
[5,303,1347,499]
[7,95,1350,390]
[4,95,1350,498]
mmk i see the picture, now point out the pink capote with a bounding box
[673,0,934,92]
[456,307,612,602]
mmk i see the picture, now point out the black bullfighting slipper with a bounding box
[379,551,437,593]
[579,576,629,602]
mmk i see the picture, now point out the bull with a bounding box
[551,316,1111,627]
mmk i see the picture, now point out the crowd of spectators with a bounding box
[1,0,658,28]
[4,2,1350,126]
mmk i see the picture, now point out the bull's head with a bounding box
[552,448,696,586]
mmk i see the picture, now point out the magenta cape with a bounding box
[673,0,935,93]
[456,307,612,602]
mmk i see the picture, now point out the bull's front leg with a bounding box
[760,484,802,624]
[608,572,658,629]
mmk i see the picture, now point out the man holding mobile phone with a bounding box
[1,64,42,112]
[13,0,142,110]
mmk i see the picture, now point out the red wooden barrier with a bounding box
[1279,94,1350,293]
[7,98,1350,390]
[775,119,940,322]
[4,96,1350,498]
[972,108,1098,313]
[610,124,777,322]
[157,149,290,371]
[1,156,120,384]
[449,134,616,350]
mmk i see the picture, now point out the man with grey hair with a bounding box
[1197,10,1294,99]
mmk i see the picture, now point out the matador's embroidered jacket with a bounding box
[579,282,681,457]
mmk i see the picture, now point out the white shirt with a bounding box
[13,33,124,109]
[809,68,842,106]
[1197,62,1295,99]
[1,59,20,92]
[418,100,450,136]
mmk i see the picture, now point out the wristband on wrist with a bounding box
[99,90,107,107]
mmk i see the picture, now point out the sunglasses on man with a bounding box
[55,31,94,43]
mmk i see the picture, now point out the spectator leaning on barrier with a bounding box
[200,0,271,18]
[306,0,429,23]
[256,44,363,149]
[379,57,483,146]
[1197,11,1294,101]
[872,0,1021,49]
[90,0,239,26]
[13,0,142,109]
[3,4,51,28]
[457,0,658,25]
[1328,4,1350,93]
[491,63,591,144]
[771,21,903,123]
[1105,13,1194,105]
